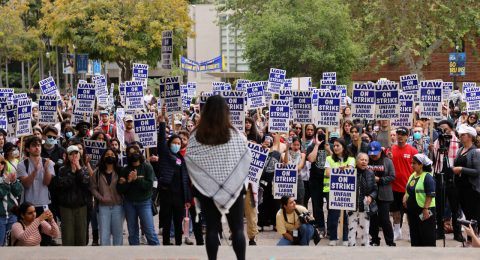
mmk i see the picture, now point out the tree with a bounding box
[40,0,194,81]
[218,0,363,84]
[349,0,480,79]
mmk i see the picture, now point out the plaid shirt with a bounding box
[432,134,459,173]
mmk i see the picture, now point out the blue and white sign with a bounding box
[236,79,250,92]
[442,82,453,102]
[247,142,269,189]
[5,104,16,141]
[419,80,443,120]
[273,163,297,199]
[84,140,107,168]
[12,93,28,105]
[392,93,414,128]
[115,108,126,151]
[132,63,149,84]
[0,114,6,133]
[375,81,399,120]
[316,90,341,129]
[161,30,173,70]
[283,78,292,89]
[246,81,266,109]
[0,97,7,113]
[181,85,192,111]
[337,85,347,107]
[92,75,108,96]
[16,98,32,137]
[38,95,58,125]
[463,82,480,112]
[39,77,59,96]
[322,72,337,82]
[0,89,14,104]
[269,100,290,133]
[134,112,157,148]
[222,91,245,132]
[160,76,182,115]
[400,74,419,93]
[320,79,337,90]
[267,68,286,94]
[351,83,375,120]
[125,81,144,111]
[292,91,312,124]
[329,168,357,211]
[212,82,228,95]
[187,82,197,97]
[75,82,96,115]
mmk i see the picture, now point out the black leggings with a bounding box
[198,194,245,260]
[159,190,184,245]
[369,200,394,245]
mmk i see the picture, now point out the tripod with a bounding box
[434,145,450,248]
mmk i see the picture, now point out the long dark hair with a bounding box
[280,195,293,223]
[194,95,234,145]
[11,202,34,220]
[332,138,352,163]
[98,148,120,174]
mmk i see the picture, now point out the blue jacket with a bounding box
[157,122,192,203]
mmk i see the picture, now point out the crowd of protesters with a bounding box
[0,86,479,257]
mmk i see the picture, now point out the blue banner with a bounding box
[180,55,224,72]
[76,54,89,74]
[449,52,466,76]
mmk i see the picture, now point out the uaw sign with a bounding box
[222,91,245,132]
[419,80,443,120]
[292,91,312,124]
[273,163,297,199]
[329,168,357,211]
[316,90,341,130]
[268,100,290,133]
[134,112,157,148]
[84,140,107,168]
[375,81,399,120]
[247,143,269,189]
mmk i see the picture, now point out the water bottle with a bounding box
[183,208,190,237]
[364,197,370,214]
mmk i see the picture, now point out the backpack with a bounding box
[5,222,25,246]
[24,158,47,174]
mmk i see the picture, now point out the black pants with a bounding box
[159,189,185,245]
[369,200,394,245]
[303,180,311,208]
[257,181,277,227]
[436,176,462,236]
[35,206,52,246]
[189,201,205,245]
[457,185,480,234]
[407,206,436,247]
[309,172,326,229]
[198,193,245,260]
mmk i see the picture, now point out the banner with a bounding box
[292,91,312,124]
[180,55,225,72]
[391,93,414,128]
[267,68,286,94]
[132,63,149,84]
[124,81,144,111]
[76,54,89,74]
[62,53,75,74]
[246,81,266,109]
[161,30,173,70]
[316,90,341,130]
[247,142,268,189]
[269,100,290,133]
[351,83,375,120]
[449,52,466,76]
[38,95,58,125]
[16,99,32,137]
[39,77,59,96]
[375,81,399,120]
[273,163,297,199]
[84,140,107,168]
[160,76,182,115]
[222,91,245,132]
[328,168,357,211]
[134,112,157,148]
[419,80,443,120]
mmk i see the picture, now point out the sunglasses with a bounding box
[46,135,57,139]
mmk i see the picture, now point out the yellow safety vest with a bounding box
[323,156,356,193]
[405,172,436,208]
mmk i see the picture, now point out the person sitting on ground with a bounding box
[276,196,315,246]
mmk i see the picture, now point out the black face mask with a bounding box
[105,157,116,164]
[128,153,141,163]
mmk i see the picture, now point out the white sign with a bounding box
[268,100,290,133]
[246,81,266,109]
[38,95,58,125]
[16,98,32,137]
[125,81,144,111]
[5,105,16,141]
[116,108,126,151]
[160,76,182,115]
[161,30,173,70]
[392,93,414,128]
[273,163,297,199]
[328,168,357,211]
[419,80,443,120]
[222,91,245,132]
[134,112,157,148]
[322,72,337,82]
[267,68,286,94]
[132,63,149,84]
[442,82,453,102]
[247,143,269,189]
[400,74,419,93]
[316,90,341,130]
[75,82,96,115]
[39,77,58,96]
[375,81,400,120]
[84,139,107,168]
[351,82,375,120]
[292,91,312,124]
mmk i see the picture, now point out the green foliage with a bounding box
[218,0,363,84]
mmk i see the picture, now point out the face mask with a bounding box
[105,156,116,164]
[170,144,181,154]
[46,138,57,145]
[12,149,20,158]
[128,153,141,163]
[413,132,422,141]
[66,132,73,138]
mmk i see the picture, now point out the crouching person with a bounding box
[276,195,315,246]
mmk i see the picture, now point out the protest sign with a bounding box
[328,168,357,211]
[0,97,7,113]
[92,75,108,95]
[246,81,266,109]
[161,30,173,70]
[181,85,192,111]
[247,143,269,189]
[391,93,414,128]
[159,76,182,115]
[236,79,250,92]
[463,82,480,112]
[279,89,293,120]
[74,82,96,124]
[119,83,126,104]
[320,79,336,90]
[0,114,6,133]
[132,63,149,85]
[5,105,17,141]
[273,163,297,199]
[267,68,286,94]
[12,93,28,105]
[316,90,341,130]
[442,82,453,102]
[283,78,292,89]
[0,89,14,104]
[199,92,214,112]
[400,74,419,93]
[16,99,32,137]
[449,52,466,77]
[269,100,290,133]
[115,108,126,151]
[38,95,58,125]
[84,140,107,168]
[322,72,337,82]
[375,81,400,120]
[125,81,144,111]
[187,82,197,97]
[337,85,347,107]
[292,91,312,124]
[419,80,443,120]
[222,91,245,132]
[39,77,59,96]
[291,77,310,91]
[134,112,157,148]
[351,82,375,120]
[212,82,228,95]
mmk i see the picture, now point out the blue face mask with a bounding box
[413,132,422,141]
[46,137,57,145]
[66,132,73,138]
[170,144,181,154]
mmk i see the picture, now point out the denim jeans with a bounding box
[98,205,124,246]
[277,224,314,246]
[327,209,348,241]
[0,215,17,246]
[123,199,159,245]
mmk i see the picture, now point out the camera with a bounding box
[436,127,452,152]
[298,212,315,225]
[457,219,478,227]
[317,133,326,143]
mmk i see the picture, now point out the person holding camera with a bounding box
[276,196,315,246]
[403,154,436,247]
[463,224,480,247]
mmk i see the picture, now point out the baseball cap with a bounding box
[67,145,80,154]
[396,127,409,136]
[413,154,433,166]
[330,132,340,139]
[368,141,382,156]
[124,115,134,122]
[100,111,109,116]
[458,124,477,137]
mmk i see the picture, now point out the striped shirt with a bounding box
[11,218,59,246]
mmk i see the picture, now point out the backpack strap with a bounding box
[24,158,48,174]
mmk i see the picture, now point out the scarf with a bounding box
[185,129,251,214]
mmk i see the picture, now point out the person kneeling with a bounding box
[276,196,315,246]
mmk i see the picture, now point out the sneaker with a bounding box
[328,240,337,246]
[387,242,396,247]
[140,235,147,245]
[342,241,349,247]
[249,239,257,246]
[184,237,194,245]
[370,241,380,246]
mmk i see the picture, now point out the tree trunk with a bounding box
[40,55,44,80]
[27,61,31,89]
[0,58,3,88]
[56,46,60,89]
[21,61,25,89]
[5,59,8,88]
